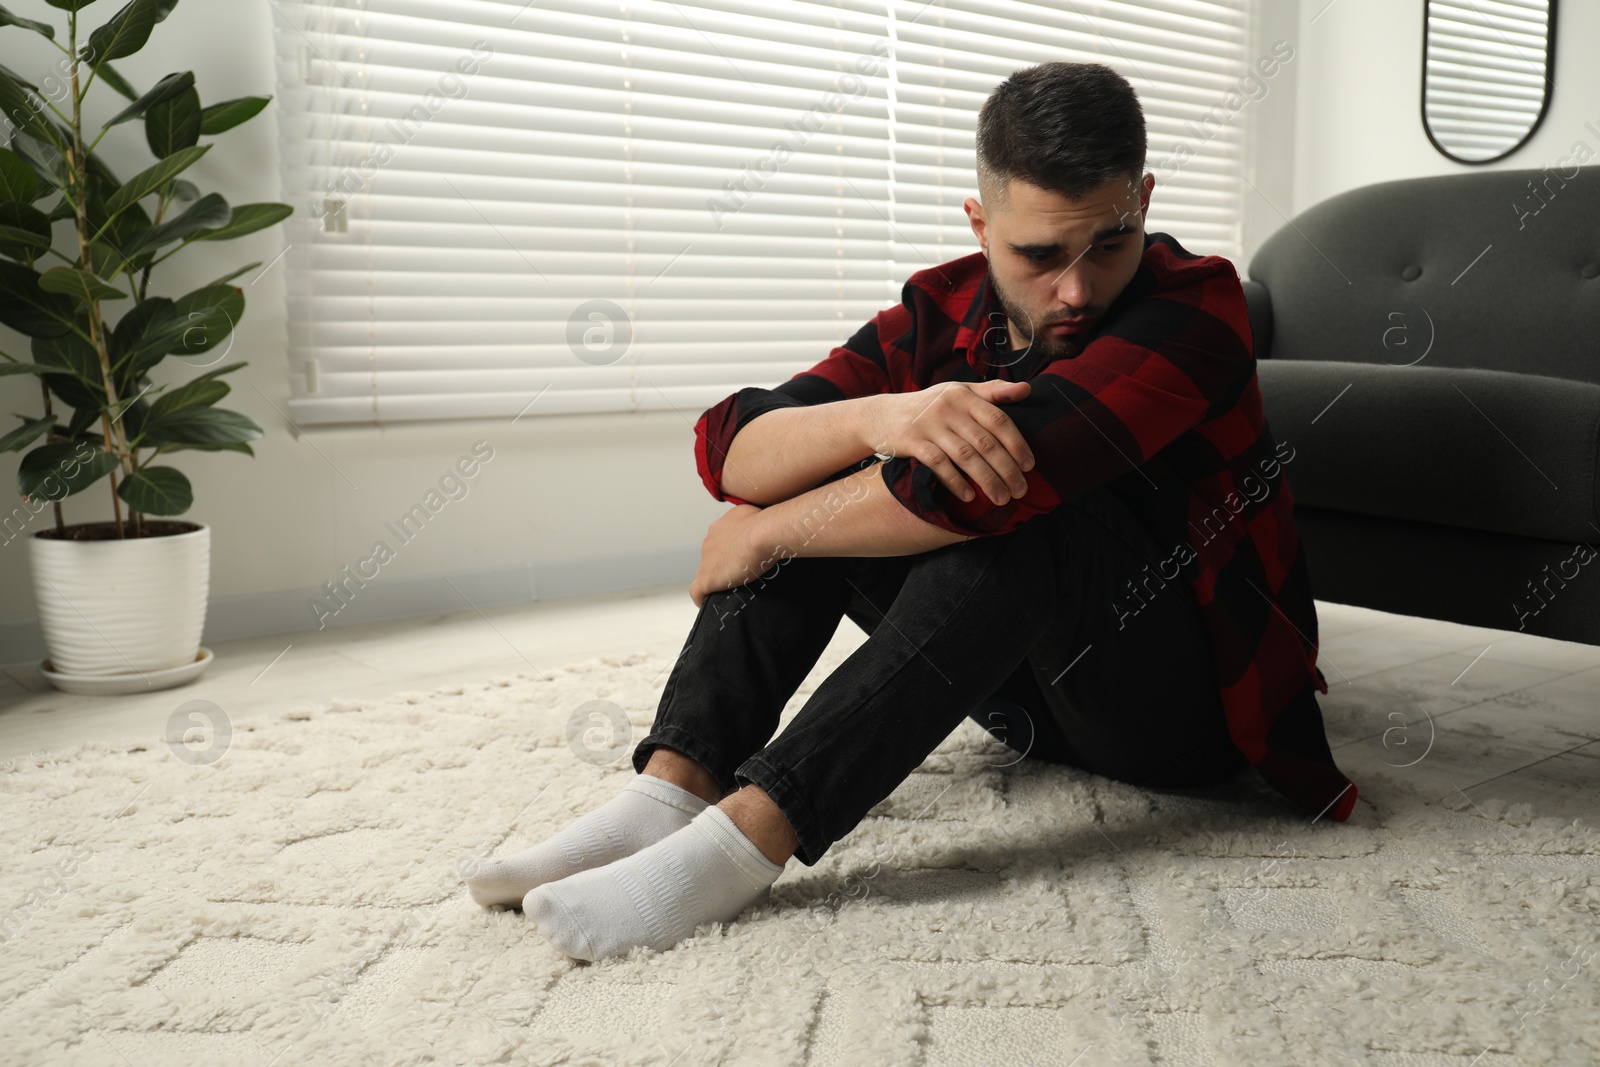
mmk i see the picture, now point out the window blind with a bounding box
[271,0,1251,427]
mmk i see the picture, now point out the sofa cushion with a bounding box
[1256,359,1600,544]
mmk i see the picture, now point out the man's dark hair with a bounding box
[975,61,1146,209]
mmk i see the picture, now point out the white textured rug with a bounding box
[2,640,1597,1067]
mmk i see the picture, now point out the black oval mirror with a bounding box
[1422,0,1557,164]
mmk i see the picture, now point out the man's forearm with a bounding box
[719,396,880,506]
[746,460,972,562]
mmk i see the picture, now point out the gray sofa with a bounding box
[1245,164,1600,646]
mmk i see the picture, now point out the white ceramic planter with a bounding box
[28,521,211,693]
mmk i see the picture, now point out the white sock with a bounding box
[523,805,786,961]
[463,775,710,907]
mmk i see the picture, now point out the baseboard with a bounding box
[0,547,698,668]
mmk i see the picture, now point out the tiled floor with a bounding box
[2,591,1596,824]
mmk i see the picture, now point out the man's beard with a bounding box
[987,267,1086,368]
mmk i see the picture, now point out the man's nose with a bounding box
[1052,265,1091,312]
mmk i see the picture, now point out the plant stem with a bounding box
[39,378,65,536]
[68,16,134,540]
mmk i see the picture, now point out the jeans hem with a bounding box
[631,726,741,797]
[735,754,828,867]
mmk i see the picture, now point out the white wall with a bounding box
[0,0,711,663]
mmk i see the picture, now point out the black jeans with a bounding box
[633,484,1250,866]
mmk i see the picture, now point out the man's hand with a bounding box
[689,503,770,609]
[860,380,1036,506]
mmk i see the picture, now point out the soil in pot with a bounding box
[35,520,203,541]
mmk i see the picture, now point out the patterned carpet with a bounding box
[2,640,1596,1066]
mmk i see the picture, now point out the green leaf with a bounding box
[9,133,67,202]
[166,177,198,201]
[82,140,123,192]
[8,127,119,213]
[95,61,138,101]
[0,146,38,201]
[44,1,102,11]
[168,358,246,391]
[111,296,182,382]
[181,359,245,387]
[104,69,192,126]
[0,202,53,261]
[155,438,253,457]
[85,188,151,276]
[104,142,208,217]
[32,327,104,408]
[0,60,37,91]
[0,413,55,452]
[40,266,127,306]
[145,84,200,157]
[113,388,148,436]
[172,283,243,358]
[198,95,269,135]
[0,261,75,336]
[139,403,260,447]
[205,262,259,287]
[117,465,191,515]
[0,68,61,149]
[18,442,118,502]
[80,0,165,66]
[192,201,290,243]
[146,376,226,422]
[0,6,55,39]
[0,360,48,376]
[120,191,229,261]
[64,402,100,437]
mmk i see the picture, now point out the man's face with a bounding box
[965,171,1154,365]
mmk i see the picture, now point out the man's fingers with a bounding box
[962,389,1034,476]
[973,378,1030,399]
[934,432,1017,505]
[958,394,1033,489]
[989,413,1035,474]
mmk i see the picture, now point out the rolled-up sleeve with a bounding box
[694,289,910,505]
[880,279,1254,537]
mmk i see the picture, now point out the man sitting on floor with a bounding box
[465,60,1357,962]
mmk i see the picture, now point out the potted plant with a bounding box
[0,0,290,694]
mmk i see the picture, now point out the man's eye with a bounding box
[1097,243,1124,254]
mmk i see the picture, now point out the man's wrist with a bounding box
[745,496,794,572]
[851,394,889,459]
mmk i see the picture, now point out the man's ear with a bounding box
[1138,171,1155,216]
[964,195,989,256]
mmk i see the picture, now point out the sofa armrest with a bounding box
[1256,360,1600,544]
[1241,279,1273,360]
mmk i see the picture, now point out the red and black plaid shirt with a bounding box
[694,233,1358,824]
